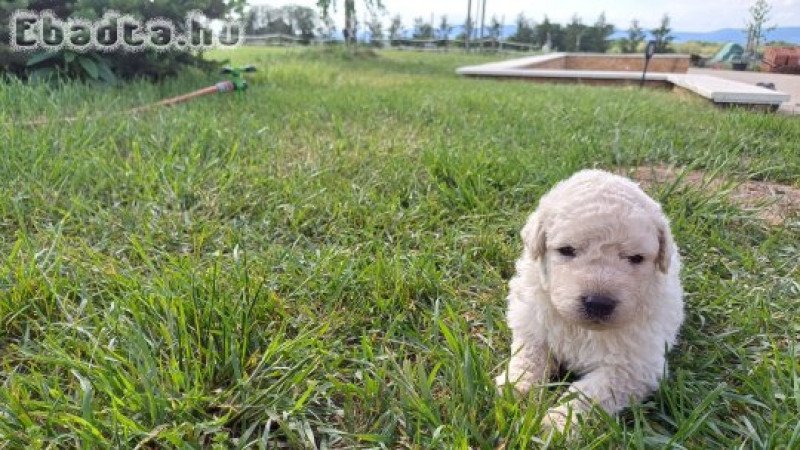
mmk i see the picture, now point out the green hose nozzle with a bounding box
[221,64,257,91]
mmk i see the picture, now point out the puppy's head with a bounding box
[521,170,676,330]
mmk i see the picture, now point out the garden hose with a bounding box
[5,65,256,128]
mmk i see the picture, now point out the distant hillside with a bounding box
[610,27,800,45]
[392,25,800,45]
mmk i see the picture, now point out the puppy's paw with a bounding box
[541,405,577,435]
[495,369,535,396]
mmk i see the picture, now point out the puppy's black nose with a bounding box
[581,294,617,320]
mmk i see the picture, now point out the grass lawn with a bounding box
[1,47,798,448]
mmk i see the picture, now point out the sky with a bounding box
[250,0,800,32]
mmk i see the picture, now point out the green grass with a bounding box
[0,47,798,448]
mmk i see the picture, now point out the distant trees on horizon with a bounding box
[242,2,679,53]
[375,11,675,54]
[509,12,673,53]
[396,11,637,53]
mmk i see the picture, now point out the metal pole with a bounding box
[500,14,504,51]
[475,0,482,49]
[641,40,657,87]
[465,0,472,51]
[480,0,487,40]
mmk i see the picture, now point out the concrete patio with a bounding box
[457,54,795,113]
[687,68,800,114]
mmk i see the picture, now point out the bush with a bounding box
[0,0,245,82]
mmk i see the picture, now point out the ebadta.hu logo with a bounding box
[8,10,244,52]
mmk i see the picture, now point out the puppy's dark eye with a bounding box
[627,254,644,265]
[557,246,576,257]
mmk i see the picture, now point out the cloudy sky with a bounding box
[251,0,800,31]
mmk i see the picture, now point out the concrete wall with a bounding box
[524,54,690,73]
[499,76,673,88]
[522,57,566,69]
[567,55,689,72]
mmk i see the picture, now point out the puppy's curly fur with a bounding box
[497,169,684,432]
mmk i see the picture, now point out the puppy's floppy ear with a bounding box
[655,216,676,274]
[522,208,550,291]
[521,209,547,260]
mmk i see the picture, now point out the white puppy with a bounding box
[497,169,684,432]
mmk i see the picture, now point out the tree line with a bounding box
[448,12,673,53]
[508,13,615,52]
[244,4,676,54]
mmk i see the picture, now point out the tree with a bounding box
[618,19,645,53]
[564,15,586,51]
[584,12,614,52]
[388,14,403,45]
[316,0,384,46]
[246,5,320,43]
[535,16,564,51]
[318,15,337,41]
[511,13,536,44]
[289,6,320,43]
[246,6,284,35]
[455,18,476,46]
[366,12,384,47]
[488,15,502,47]
[412,17,434,40]
[651,14,674,53]
[744,0,773,56]
[438,15,452,41]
